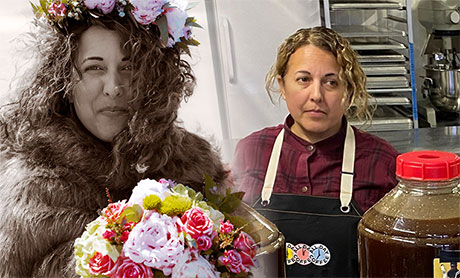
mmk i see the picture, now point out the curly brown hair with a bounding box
[0,16,226,190]
[266,26,374,122]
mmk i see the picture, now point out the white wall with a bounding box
[0,1,33,105]
[0,0,224,154]
[177,0,224,152]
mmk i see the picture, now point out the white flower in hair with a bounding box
[165,6,188,43]
[169,0,188,11]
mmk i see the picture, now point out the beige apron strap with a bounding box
[339,123,356,213]
[260,123,356,213]
[261,128,285,206]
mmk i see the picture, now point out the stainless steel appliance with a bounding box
[418,0,460,112]
[324,0,418,130]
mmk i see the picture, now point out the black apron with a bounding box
[253,123,363,277]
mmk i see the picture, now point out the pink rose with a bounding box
[239,251,256,270]
[233,232,257,257]
[84,0,116,14]
[219,219,234,234]
[219,250,248,274]
[130,0,165,25]
[179,207,215,239]
[111,255,153,278]
[48,2,66,17]
[103,229,117,241]
[102,200,128,222]
[195,235,212,251]
[89,252,116,276]
[119,231,130,243]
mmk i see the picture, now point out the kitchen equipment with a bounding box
[417,0,460,113]
[358,150,460,277]
[423,65,460,112]
[324,0,418,130]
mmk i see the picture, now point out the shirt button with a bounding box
[307,145,314,151]
[301,186,308,193]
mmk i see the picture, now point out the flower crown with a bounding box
[31,0,201,51]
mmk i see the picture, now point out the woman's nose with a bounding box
[309,81,323,102]
[103,72,125,98]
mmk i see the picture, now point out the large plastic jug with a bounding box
[358,150,460,277]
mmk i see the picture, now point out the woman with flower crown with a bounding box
[0,0,228,276]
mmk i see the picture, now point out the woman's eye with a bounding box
[325,80,338,87]
[84,65,103,72]
[297,76,310,83]
[121,64,133,71]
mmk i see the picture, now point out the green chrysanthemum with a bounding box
[159,195,192,216]
[143,194,161,210]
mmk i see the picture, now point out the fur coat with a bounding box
[0,120,226,277]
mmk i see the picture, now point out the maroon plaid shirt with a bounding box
[231,115,399,212]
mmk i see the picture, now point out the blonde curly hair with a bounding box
[265,26,373,122]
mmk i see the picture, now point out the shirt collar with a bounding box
[283,114,347,152]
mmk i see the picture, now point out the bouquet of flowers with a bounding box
[74,176,258,277]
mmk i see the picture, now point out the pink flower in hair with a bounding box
[83,0,116,15]
[48,2,67,17]
[130,0,166,25]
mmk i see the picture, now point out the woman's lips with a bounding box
[306,109,326,116]
[99,106,129,116]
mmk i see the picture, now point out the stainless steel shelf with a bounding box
[367,87,412,94]
[370,96,411,106]
[362,64,407,75]
[351,41,407,50]
[328,0,415,130]
[367,76,409,88]
[330,2,404,10]
[350,106,413,131]
[351,118,413,131]
[334,25,406,38]
[358,53,406,63]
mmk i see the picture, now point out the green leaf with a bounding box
[219,191,244,213]
[118,204,143,224]
[224,213,247,228]
[156,15,169,46]
[39,0,48,12]
[185,18,202,29]
[30,2,39,15]
[204,173,221,205]
[188,38,200,46]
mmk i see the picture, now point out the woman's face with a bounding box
[278,44,347,143]
[72,25,133,142]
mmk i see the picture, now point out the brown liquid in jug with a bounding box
[358,209,460,277]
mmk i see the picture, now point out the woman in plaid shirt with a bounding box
[231,27,398,277]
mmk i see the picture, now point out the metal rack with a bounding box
[322,0,419,130]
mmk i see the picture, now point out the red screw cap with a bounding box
[396,150,460,181]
